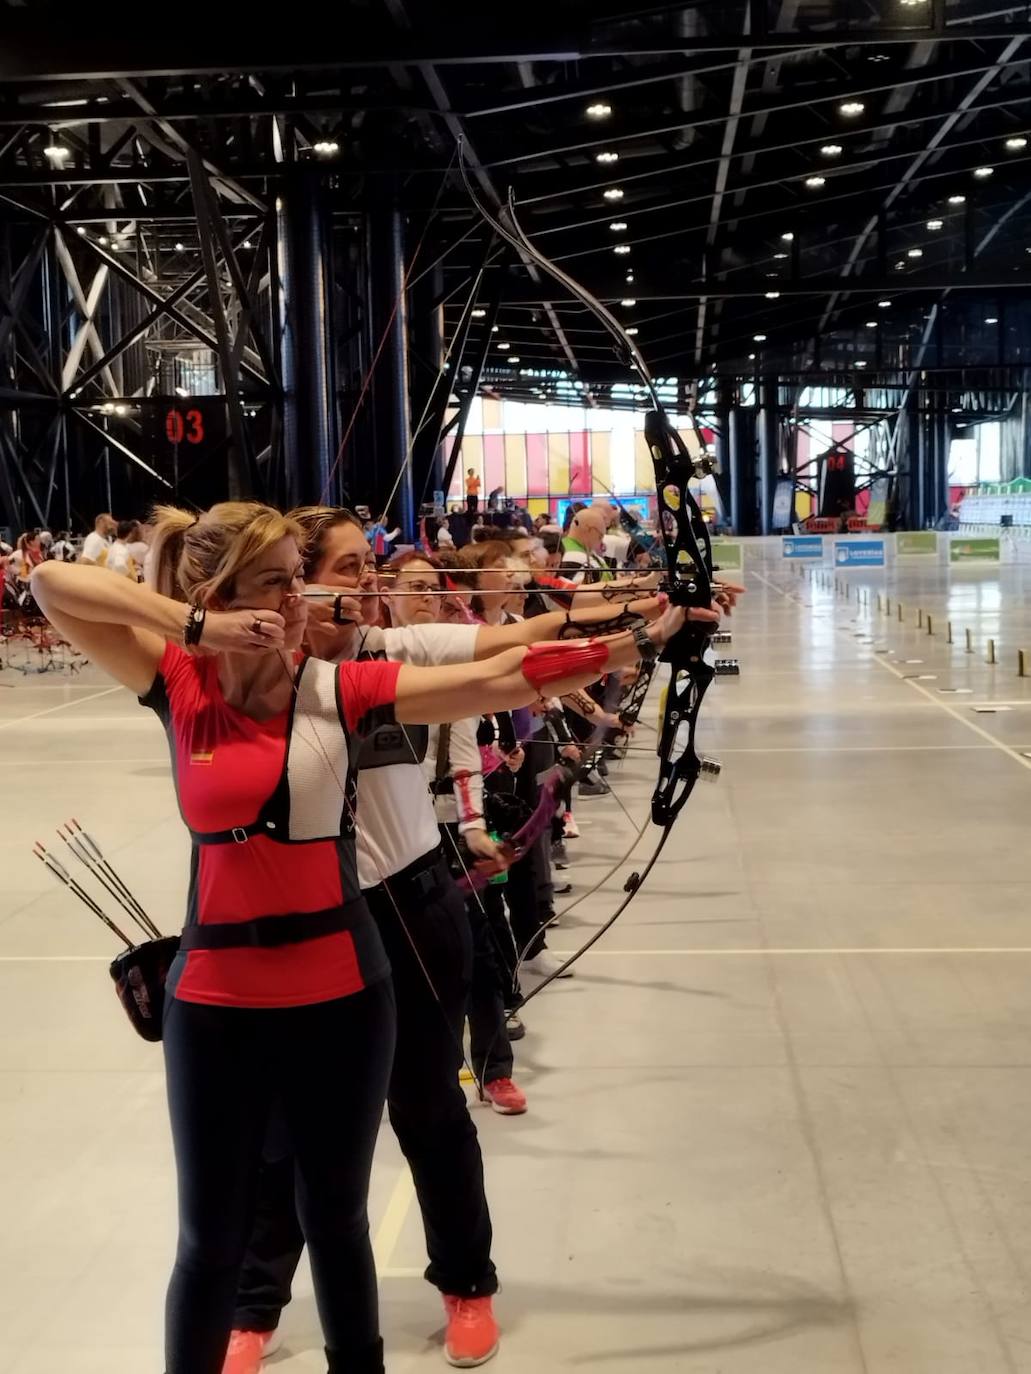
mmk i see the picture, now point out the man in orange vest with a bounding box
[465,468,481,515]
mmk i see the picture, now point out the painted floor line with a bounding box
[0,686,122,731]
[372,1166,416,1271]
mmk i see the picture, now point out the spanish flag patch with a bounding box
[190,751,215,766]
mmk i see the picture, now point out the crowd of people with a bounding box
[1,513,149,615]
[26,487,737,1374]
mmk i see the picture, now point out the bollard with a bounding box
[886,597,892,617]
[1021,650,1027,679]
[947,621,953,645]
[965,627,973,654]
[897,602,903,623]
[927,614,934,636]
[988,638,997,665]
[917,608,923,628]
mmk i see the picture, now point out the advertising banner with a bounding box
[782,535,824,560]
[835,539,886,568]
[949,537,1001,564]
[897,532,938,556]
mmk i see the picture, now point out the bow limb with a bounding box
[459,144,722,977]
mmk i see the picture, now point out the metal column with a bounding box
[365,203,414,538]
[728,404,758,535]
[277,167,336,509]
[758,378,779,536]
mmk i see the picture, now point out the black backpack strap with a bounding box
[179,905,358,951]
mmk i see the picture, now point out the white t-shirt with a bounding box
[340,622,480,889]
[50,539,75,562]
[80,531,111,565]
[603,530,632,567]
[106,540,138,579]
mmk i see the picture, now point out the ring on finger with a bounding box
[252,618,264,635]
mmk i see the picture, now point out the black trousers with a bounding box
[162,981,395,1374]
[233,850,498,1337]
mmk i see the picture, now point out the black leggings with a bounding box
[162,980,396,1374]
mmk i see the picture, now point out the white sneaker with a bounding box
[522,950,575,980]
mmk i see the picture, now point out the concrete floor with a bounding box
[4,545,1031,1372]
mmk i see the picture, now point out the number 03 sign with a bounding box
[164,408,206,445]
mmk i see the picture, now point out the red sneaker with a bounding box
[222,1329,281,1374]
[443,1295,500,1367]
[482,1077,527,1115]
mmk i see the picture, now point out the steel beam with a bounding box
[1,25,1030,82]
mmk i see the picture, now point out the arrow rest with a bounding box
[623,871,642,894]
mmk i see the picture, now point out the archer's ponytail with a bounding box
[146,502,303,607]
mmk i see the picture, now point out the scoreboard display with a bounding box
[818,447,856,518]
[140,399,230,506]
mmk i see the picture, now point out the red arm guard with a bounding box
[521,640,611,691]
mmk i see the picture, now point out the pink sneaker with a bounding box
[443,1294,500,1367]
[222,1328,281,1373]
[482,1077,527,1115]
[563,810,580,839]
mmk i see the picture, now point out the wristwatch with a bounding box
[632,623,658,661]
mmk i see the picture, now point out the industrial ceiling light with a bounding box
[313,140,340,156]
[973,165,994,178]
[625,327,639,336]
[907,247,923,258]
[174,240,185,251]
[586,102,612,119]
[805,175,826,188]
[926,218,944,230]
[773,252,788,260]
[948,193,966,204]
[748,353,756,361]
[471,308,487,318]
[625,272,635,282]
[1005,135,1028,151]
[242,240,254,249]
[856,360,868,368]
[75,226,87,236]
[613,244,631,254]
[866,320,878,328]
[491,325,499,332]
[620,297,637,306]
[99,235,109,246]
[508,356,521,363]
[821,144,843,157]
[765,291,781,299]
[596,151,619,164]
[44,143,70,162]
[878,299,891,307]
[985,316,999,324]
[840,101,865,117]
[174,386,189,398]
[753,333,767,342]
[609,221,628,231]
[603,187,624,201]
[497,341,510,350]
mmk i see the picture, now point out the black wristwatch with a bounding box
[632,624,658,661]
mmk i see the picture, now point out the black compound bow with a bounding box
[460,149,735,1000]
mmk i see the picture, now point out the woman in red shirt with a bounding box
[31,501,649,1374]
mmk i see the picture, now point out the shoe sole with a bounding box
[488,1098,527,1115]
[445,1338,501,1367]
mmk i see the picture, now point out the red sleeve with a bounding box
[337,658,402,734]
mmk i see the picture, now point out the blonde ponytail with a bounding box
[146,502,304,607]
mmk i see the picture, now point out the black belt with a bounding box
[366,846,450,904]
[179,902,365,951]
[189,817,279,846]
